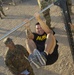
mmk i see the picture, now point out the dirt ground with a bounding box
[0,0,74,75]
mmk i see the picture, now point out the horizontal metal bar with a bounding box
[0,3,54,41]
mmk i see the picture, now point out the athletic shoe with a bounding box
[33,49,47,66]
[28,54,41,68]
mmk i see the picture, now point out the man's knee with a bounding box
[25,39,32,45]
[25,39,36,48]
[46,33,51,38]
[25,39,33,42]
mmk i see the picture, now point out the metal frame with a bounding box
[54,0,74,61]
[0,0,74,61]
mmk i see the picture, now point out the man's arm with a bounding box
[34,12,53,34]
[24,20,34,39]
[25,28,34,39]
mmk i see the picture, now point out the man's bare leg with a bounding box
[25,39,36,54]
[44,33,56,55]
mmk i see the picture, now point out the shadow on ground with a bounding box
[34,68,60,75]
[3,0,38,6]
[54,27,74,46]
[0,73,6,75]
[2,15,32,19]
[0,56,5,67]
[0,28,26,38]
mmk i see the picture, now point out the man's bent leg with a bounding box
[25,39,36,54]
[26,39,42,68]
[33,33,56,66]
[33,49,47,66]
[44,33,56,54]
[30,55,42,68]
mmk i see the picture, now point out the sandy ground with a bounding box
[0,0,74,75]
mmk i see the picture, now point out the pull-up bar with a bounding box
[0,3,54,41]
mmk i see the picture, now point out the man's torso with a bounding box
[33,32,47,52]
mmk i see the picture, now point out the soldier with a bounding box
[37,0,53,29]
[3,38,34,75]
[67,0,74,15]
[0,0,6,19]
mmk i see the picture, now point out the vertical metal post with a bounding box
[54,0,74,61]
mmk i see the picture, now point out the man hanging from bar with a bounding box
[25,12,59,68]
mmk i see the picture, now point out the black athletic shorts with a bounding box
[46,44,59,65]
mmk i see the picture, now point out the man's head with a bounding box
[35,22,44,34]
[3,37,15,49]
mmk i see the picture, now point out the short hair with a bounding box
[3,37,12,44]
[35,22,40,25]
